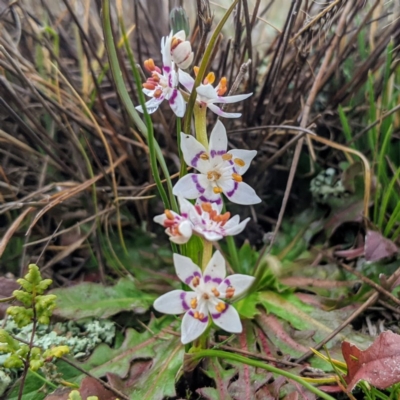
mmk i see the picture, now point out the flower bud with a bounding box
[170,7,190,37]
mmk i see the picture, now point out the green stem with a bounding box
[194,104,208,149]
[29,370,58,389]
[190,350,336,400]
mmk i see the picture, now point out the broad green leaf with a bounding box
[7,371,47,400]
[51,278,154,319]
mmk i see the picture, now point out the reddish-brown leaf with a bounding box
[364,230,398,262]
[343,330,400,391]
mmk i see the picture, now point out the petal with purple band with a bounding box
[173,173,207,199]
[181,311,209,344]
[209,120,228,155]
[153,290,187,314]
[228,149,257,175]
[226,181,261,205]
[219,275,255,298]
[169,90,186,117]
[173,253,202,287]
[207,103,241,118]
[179,132,208,170]
[210,304,243,333]
[203,251,226,281]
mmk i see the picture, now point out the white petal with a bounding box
[169,90,186,117]
[181,311,208,344]
[153,214,167,225]
[141,97,164,114]
[174,30,187,41]
[180,132,208,170]
[153,290,188,314]
[210,303,243,333]
[173,173,209,199]
[178,197,196,217]
[201,231,224,241]
[178,220,193,238]
[178,52,194,70]
[197,185,222,206]
[161,32,172,66]
[178,69,195,92]
[172,42,193,67]
[169,233,191,244]
[223,181,261,205]
[228,149,257,175]
[209,120,228,158]
[173,253,202,287]
[224,217,250,236]
[196,84,218,101]
[203,250,226,282]
[215,93,252,104]
[207,103,241,118]
[219,274,255,298]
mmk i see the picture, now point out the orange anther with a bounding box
[213,187,223,194]
[211,287,220,297]
[234,158,246,167]
[222,153,233,161]
[194,311,205,320]
[217,77,228,96]
[201,203,213,213]
[232,173,243,182]
[190,298,198,309]
[144,59,156,72]
[200,152,210,160]
[193,66,199,76]
[165,210,174,220]
[226,287,235,299]
[143,82,156,90]
[153,88,163,98]
[204,72,215,85]
[192,276,200,287]
[215,302,226,312]
[171,37,182,50]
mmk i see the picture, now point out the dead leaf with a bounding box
[343,330,400,391]
[364,230,398,262]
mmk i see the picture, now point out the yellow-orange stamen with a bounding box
[202,293,210,300]
[201,203,213,213]
[200,152,209,160]
[207,171,221,180]
[234,158,246,167]
[226,287,235,299]
[193,66,199,76]
[153,88,163,98]
[171,37,182,50]
[143,82,156,90]
[213,187,223,194]
[215,302,226,312]
[165,209,174,220]
[211,287,220,297]
[190,298,198,309]
[144,59,156,72]
[217,77,228,96]
[194,311,205,320]
[222,153,233,161]
[204,72,216,85]
[232,173,243,182]
[192,276,200,287]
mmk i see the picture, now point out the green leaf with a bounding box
[51,278,154,319]
[6,371,47,400]
[68,316,183,400]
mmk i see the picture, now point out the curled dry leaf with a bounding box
[342,330,400,391]
[364,230,398,262]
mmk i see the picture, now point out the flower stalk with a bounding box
[194,103,208,150]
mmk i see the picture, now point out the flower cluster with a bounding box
[138,26,260,345]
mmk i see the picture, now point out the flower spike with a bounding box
[173,121,261,206]
[153,251,255,344]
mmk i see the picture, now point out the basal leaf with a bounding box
[51,278,154,319]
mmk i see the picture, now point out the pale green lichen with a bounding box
[310,168,347,203]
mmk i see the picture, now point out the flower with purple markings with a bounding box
[135,32,185,117]
[173,120,261,207]
[154,197,250,244]
[178,69,252,118]
[153,251,255,344]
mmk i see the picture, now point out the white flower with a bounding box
[173,121,261,207]
[135,58,186,117]
[179,70,252,118]
[153,251,255,344]
[168,30,194,69]
[154,197,250,243]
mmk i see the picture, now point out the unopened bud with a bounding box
[170,7,190,37]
